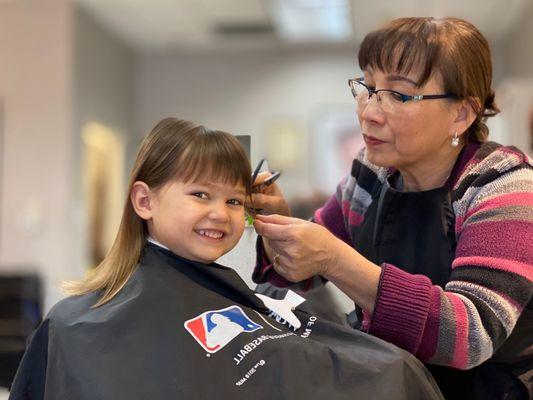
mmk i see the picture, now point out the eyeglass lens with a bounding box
[350,80,399,114]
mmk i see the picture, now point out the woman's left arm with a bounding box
[255,160,533,370]
[367,163,533,369]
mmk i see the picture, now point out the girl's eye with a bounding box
[192,192,209,199]
[227,199,244,206]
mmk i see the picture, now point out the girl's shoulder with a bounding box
[46,266,147,328]
[46,291,104,327]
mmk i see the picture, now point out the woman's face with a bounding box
[357,68,458,170]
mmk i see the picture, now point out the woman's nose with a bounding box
[359,95,386,125]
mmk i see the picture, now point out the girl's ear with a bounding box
[130,181,154,220]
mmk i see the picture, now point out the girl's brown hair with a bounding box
[64,117,252,306]
[358,17,499,142]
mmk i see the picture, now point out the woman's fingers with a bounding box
[245,172,291,216]
[253,218,293,241]
[255,213,300,225]
[257,218,345,282]
[254,214,309,243]
[251,171,272,186]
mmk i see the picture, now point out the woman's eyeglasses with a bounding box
[348,78,457,114]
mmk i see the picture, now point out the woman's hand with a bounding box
[254,213,382,313]
[247,172,291,217]
[253,214,342,282]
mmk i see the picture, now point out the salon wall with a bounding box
[136,48,359,200]
[0,1,74,310]
[0,1,136,311]
[504,1,533,77]
[74,7,136,160]
[72,6,136,274]
[489,2,533,154]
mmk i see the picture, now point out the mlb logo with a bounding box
[184,305,263,353]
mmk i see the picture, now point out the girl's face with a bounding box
[357,68,457,170]
[142,179,246,264]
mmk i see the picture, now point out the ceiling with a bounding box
[75,0,532,53]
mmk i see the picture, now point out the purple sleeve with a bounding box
[313,194,352,244]
[366,263,432,354]
[251,236,295,288]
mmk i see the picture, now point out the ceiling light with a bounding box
[268,0,352,42]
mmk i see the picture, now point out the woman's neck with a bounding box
[398,146,463,192]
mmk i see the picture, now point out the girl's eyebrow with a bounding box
[191,181,246,196]
[231,188,246,196]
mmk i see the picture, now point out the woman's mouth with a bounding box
[363,134,387,146]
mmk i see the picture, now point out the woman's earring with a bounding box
[451,132,460,147]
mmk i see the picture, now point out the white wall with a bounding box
[504,1,533,78]
[74,7,136,150]
[72,5,136,274]
[136,47,360,199]
[0,0,74,310]
[0,1,136,312]
[489,1,533,154]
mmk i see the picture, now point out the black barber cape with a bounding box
[9,243,443,400]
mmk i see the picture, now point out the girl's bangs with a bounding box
[174,131,252,194]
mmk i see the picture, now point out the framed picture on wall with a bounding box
[310,104,364,194]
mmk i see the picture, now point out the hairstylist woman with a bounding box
[252,17,532,400]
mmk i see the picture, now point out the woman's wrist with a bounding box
[322,240,381,313]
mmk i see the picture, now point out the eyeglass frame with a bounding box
[347,77,458,107]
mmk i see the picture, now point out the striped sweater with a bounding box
[257,141,533,370]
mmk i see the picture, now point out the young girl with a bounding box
[9,118,443,400]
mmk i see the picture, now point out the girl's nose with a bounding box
[208,202,230,222]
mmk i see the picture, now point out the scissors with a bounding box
[252,171,281,193]
[251,158,281,193]
[251,158,266,186]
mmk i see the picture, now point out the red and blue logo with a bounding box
[184,306,263,353]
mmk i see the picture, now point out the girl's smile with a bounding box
[195,229,226,239]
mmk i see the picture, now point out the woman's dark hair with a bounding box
[358,17,499,142]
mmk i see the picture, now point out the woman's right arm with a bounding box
[250,171,355,288]
[250,147,373,288]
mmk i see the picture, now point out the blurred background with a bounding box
[0,0,532,389]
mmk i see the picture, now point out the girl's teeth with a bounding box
[199,230,223,239]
